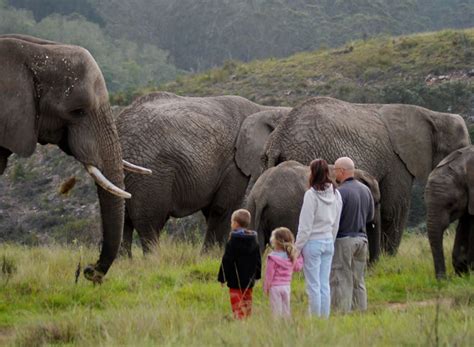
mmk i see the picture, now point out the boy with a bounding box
[218,209,261,319]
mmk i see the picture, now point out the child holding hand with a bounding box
[264,227,303,318]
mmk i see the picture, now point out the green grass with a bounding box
[0,232,473,346]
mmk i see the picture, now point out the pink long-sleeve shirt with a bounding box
[263,251,303,294]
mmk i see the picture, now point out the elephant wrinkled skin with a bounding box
[425,145,474,279]
[246,160,381,262]
[264,97,470,254]
[0,34,130,283]
[117,92,284,255]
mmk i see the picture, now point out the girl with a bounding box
[296,158,342,318]
[263,227,303,318]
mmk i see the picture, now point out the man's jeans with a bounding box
[330,236,368,313]
[302,238,334,317]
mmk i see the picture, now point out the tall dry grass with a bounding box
[0,232,472,346]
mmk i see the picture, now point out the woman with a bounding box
[296,159,342,317]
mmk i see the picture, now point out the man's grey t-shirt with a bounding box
[336,177,374,238]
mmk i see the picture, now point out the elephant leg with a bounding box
[202,164,248,249]
[469,216,474,272]
[366,220,379,265]
[379,165,413,255]
[119,211,134,258]
[132,213,168,255]
[203,206,232,248]
[453,214,471,275]
[426,210,450,279]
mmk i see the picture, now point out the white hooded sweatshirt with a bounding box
[295,184,343,251]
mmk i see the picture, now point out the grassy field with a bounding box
[0,232,473,346]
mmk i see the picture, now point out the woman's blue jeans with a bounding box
[302,238,334,317]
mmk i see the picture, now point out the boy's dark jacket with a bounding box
[218,229,262,289]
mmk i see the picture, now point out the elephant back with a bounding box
[263,97,392,180]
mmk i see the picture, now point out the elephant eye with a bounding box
[70,108,86,118]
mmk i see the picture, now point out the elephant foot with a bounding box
[83,264,104,284]
[118,246,133,259]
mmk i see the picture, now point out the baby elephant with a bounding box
[246,161,381,262]
[425,145,474,279]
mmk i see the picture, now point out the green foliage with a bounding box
[469,125,474,143]
[0,3,177,92]
[8,0,104,23]
[6,0,473,72]
[9,161,35,182]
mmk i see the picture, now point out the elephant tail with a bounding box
[246,190,265,231]
[246,191,266,252]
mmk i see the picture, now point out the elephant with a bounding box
[424,145,474,279]
[0,34,149,283]
[263,96,470,255]
[246,160,381,262]
[116,92,287,256]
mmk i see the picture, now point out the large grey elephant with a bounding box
[263,97,470,254]
[425,146,474,279]
[0,34,148,283]
[116,92,284,255]
[246,160,381,262]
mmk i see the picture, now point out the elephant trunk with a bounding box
[368,203,382,264]
[426,210,447,279]
[83,104,125,283]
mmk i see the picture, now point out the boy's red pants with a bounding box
[229,288,253,319]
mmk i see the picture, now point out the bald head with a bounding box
[334,157,355,182]
[335,157,355,171]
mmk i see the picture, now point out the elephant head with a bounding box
[0,34,148,283]
[424,145,474,279]
[235,107,291,193]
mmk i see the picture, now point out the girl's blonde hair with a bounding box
[270,227,297,262]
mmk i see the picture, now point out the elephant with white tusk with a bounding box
[0,34,149,283]
[115,92,289,256]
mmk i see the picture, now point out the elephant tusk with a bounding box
[85,165,132,199]
[122,160,152,175]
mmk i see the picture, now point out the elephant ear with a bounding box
[461,147,474,215]
[354,169,381,203]
[235,108,290,179]
[0,41,38,157]
[378,104,435,183]
[468,170,474,215]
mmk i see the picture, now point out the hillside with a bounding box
[4,0,474,72]
[1,28,473,245]
[155,28,474,118]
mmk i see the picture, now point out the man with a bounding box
[331,157,374,313]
